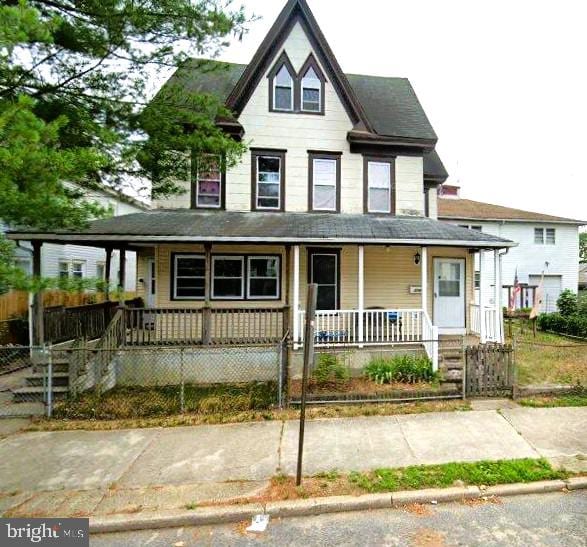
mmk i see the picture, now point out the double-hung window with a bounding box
[58,261,85,279]
[273,64,294,111]
[58,261,70,279]
[301,66,321,112]
[252,149,285,211]
[194,153,223,209]
[212,256,244,299]
[173,254,205,300]
[365,157,394,214]
[247,256,280,299]
[535,227,556,245]
[309,152,340,212]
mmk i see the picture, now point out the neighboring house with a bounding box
[4,185,148,291]
[8,0,515,370]
[438,185,586,313]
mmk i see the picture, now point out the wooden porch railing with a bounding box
[124,307,288,346]
[470,304,501,342]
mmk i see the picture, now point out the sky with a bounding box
[185,0,586,222]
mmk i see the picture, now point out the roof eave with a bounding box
[439,215,587,226]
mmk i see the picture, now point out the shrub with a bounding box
[312,353,349,385]
[364,354,436,384]
[557,289,578,316]
[537,312,587,339]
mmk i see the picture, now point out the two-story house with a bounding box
[438,185,586,313]
[8,0,515,373]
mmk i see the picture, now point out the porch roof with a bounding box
[8,210,516,249]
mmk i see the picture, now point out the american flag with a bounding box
[509,269,521,311]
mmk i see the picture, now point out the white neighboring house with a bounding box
[438,185,586,313]
[5,185,149,291]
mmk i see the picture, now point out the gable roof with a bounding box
[438,197,586,225]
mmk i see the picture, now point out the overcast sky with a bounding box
[193,0,585,221]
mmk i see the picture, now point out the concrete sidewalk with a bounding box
[0,407,585,518]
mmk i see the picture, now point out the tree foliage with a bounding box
[580,232,586,264]
[0,0,249,231]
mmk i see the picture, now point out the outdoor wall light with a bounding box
[414,252,421,266]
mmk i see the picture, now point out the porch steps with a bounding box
[11,359,71,403]
[438,336,464,386]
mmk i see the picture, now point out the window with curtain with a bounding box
[256,155,281,210]
[301,66,321,111]
[367,161,392,213]
[311,157,338,211]
[195,154,222,208]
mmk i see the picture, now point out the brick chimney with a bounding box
[438,184,460,199]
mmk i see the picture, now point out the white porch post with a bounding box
[493,250,501,343]
[479,250,486,343]
[358,245,364,348]
[421,246,428,315]
[293,245,300,349]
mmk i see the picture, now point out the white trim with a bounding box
[246,255,281,300]
[479,250,485,342]
[311,157,337,212]
[300,66,321,112]
[293,245,300,349]
[358,245,364,347]
[439,216,586,226]
[195,154,222,209]
[367,161,392,213]
[173,254,205,300]
[421,246,428,313]
[211,255,245,300]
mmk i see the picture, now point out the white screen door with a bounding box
[434,258,465,328]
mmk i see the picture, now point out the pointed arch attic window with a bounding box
[301,66,321,112]
[273,64,294,111]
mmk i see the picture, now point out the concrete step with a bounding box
[442,369,463,382]
[32,360,69,374]
[441,361,463,371]
[12,386,69,403]
[25,372,70,387]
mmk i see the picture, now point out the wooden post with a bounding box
[202,243,212,345]
[478,250,485,343]
[358,245,364,348]
[296,283,317,487]
[31,241,44,346]
[104,246,113,301]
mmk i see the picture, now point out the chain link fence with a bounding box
[2,342,287,419]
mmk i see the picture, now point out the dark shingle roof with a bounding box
[345,74,436,141]
[438,198,587,224]
[9,210,515,248]
[423,150,448,182]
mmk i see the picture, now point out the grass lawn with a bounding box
[196,458,571,507]
[507,321,587,386]
[29,398,471,431]
[518,394,587,408]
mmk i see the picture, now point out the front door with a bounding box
[434,258,465,329]
[309,250,339,310]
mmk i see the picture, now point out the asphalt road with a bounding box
[91,491,587,546]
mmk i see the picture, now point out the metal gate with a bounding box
[465,343,515,397]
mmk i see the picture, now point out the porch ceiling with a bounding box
[7,210,516,249]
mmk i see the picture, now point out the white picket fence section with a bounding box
[295,308,439,371]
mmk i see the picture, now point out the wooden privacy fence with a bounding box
[465,343,515,397]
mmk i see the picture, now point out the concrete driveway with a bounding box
[0,407,585,494]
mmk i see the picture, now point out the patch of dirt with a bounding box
[462,496,503,507]
[290,377,441,397]
[411,528,447,547]
[403,503,433,517]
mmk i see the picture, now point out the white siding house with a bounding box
[438,186,585,312]
[5,186,149,291]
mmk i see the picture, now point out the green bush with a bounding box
[537,312,587,339]
[364,354,436,384]
[557,289,578,316]
[312,353,349,384]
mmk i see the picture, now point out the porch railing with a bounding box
[470,304,501,342]
[295,308,439,370]
[124,307,286,346]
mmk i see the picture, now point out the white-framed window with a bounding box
[247,256,280,299]
[256,155,281,210]
[58,261,85,279]
[96,262,106,280]
[273,64,293,111]
[58,261,69,279]
[311,157,338,211]
[195,154,222,209]
[301,66,321,112]
[367,161,392,213]
[173,254,205,300]
[535,227,556,245]
[212,256,245,299]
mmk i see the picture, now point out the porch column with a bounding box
[202,243,212,345]
[420,246,428,314]
[493,250,500,342]
[31,241,44,347]
[104,246,112,301]
[293,245,300,349]
[478,250,486,343]
[118,248,126,307]
[358,245,364,347]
